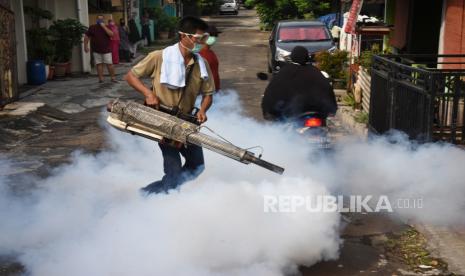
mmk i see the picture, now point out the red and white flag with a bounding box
[344,0,364,34]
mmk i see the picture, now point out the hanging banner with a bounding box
[344,0,364,34]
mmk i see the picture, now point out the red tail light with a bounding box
[304,117,323,127]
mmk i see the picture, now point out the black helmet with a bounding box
[290,46,310,65]
[206,25,222,37]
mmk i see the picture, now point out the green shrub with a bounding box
[342,93,356,107]
[315,50,349,80]
[180,0,220,15]
[198,0,221,15]
[254,0,331,29]
[49,19,87,63]
[359,44,381,73]
[26,28,55,63]
[24,6,55,63]
[354,111,369,124]
[152,7,178,32]
[244,0,255,9]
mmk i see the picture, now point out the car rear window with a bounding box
[278,26,330,42]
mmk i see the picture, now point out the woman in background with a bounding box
[108,19,120,64]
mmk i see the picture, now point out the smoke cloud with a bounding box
[1,92,465,275]
[0,92,340,275]
[317,133,465,225]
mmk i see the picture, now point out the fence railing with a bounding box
[369,54,465,145]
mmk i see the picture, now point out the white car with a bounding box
[219,0,239,15]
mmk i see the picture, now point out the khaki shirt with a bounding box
[131,48,215,114]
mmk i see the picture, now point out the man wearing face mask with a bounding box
[124,16,215,194]
[200,25,221,92]
[84,15,116,83]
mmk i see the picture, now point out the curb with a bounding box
[413,222,465,275]
[336,106,368,138]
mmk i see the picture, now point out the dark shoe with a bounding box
[140,181,167,196]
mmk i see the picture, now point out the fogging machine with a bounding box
[106,100,284,175]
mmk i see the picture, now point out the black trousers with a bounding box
[142,143,205,194]
[141,25,151,45]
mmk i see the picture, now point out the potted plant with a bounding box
[26,27,53,83]
[49,19,87,77]
[315,49,349,89]
[154,7,177,40]
[167,16,179,38]
[244,0,255,9]
[24,6,54,84]
[156,13,171,40]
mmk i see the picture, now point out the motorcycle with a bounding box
[257,70,334,150]
[293,111,331,149]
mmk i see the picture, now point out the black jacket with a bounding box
[261,63,337,120]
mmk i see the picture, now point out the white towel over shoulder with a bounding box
[160,43,209,89]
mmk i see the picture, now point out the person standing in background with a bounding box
[199,25,221,92]
[128,16,142,58]
[141,11,152,46]
[108,19,120,64]
[118,18,132,62]
[84,15,117,83]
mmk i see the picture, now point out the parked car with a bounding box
[219,0,239,15]
[267,20,336,73]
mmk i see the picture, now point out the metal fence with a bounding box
[369,54,465,145]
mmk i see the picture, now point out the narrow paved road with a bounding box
[204,9,269,120]
[205,8,411,276]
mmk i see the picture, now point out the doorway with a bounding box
[406,0,443,54]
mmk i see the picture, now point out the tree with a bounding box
[253,0,332,29]
[182,0,221,16]
[198,0,221,15]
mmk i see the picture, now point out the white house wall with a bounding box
[39,0,90,73]
[54,0,80,72]
[77,0,90,73]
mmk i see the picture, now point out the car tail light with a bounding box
[304,117,323,127]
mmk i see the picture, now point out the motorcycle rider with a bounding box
[261,46,337,121]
